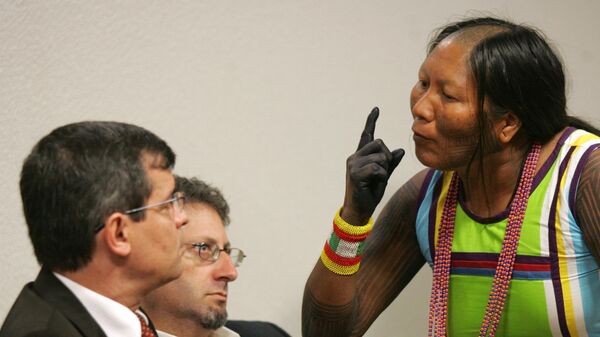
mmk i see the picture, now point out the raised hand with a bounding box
[341,107,405,225]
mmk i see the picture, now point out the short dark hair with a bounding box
[20,121,176,271]
[175,176,230,226]
[429,16,599,152]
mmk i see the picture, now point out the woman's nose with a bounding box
[411,90,435,122]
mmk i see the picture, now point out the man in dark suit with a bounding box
[142,177,290,337]
[0,122,188,337]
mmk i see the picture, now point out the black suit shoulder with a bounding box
[225,320,291,337]
[0,269,105,337]
[1,283,80,337]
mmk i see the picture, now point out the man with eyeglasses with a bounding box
[141,176,290,337]
[1,122,187,337]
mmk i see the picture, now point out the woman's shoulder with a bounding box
[385,168,439,211]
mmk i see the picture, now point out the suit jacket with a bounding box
[0,268,106,337]
[225,320,291,337]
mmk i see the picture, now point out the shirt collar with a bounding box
[54,272,141,337]
[214,326,241,337]
[156,326,240,337]
[156,330,177,337]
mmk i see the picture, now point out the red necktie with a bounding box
[135,312,157,337]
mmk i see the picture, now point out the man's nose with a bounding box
[174,207,188,229]
[215,252,238,281]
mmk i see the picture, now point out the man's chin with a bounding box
[199,307,228,330]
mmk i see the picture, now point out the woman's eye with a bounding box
[442,92,456,101]
[418,80,429,89]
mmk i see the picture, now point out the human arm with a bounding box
[576,148,600,262]
[301,108,427,337]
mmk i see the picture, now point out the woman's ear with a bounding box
[496,111,522,145]
[100,213,132,257]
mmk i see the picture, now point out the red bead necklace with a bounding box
[427,143,541,337]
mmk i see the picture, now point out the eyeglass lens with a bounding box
[193,243,245,267]
[171,193,185,216]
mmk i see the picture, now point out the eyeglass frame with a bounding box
[124,191,186,215]
[93,192,186,233]
[189,242,246,267]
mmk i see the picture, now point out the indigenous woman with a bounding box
[302,17,600,337]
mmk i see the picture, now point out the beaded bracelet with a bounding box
[320,208,373,275]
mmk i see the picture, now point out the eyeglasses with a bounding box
[189,242,246,267]
[124,192,186,217]
[94,192,186,233]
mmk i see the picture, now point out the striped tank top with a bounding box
[415,128,600,336]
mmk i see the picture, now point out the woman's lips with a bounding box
[411,128,431,142]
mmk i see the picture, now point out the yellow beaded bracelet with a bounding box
[320,250,361,275]
[320,208,373,275]
[333,207,373,236]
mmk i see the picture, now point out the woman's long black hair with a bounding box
[428,17,599,211]
[429,17,599,149]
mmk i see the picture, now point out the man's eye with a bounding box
[198,243,211,252]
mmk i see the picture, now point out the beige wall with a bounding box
[1,1,598,336]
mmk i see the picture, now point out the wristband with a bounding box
[333,207,373,235]
[320,208,373,275]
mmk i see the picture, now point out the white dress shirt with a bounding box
[156,326,240,337]
[54,272,141,337]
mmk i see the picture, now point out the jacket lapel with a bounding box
[33,268,107,337]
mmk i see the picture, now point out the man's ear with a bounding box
[100,213,132,257]
[496,111,522,145]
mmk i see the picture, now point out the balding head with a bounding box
[423,16,569,151]
[427,17,515,54]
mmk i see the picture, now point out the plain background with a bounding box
[1,1,598,336]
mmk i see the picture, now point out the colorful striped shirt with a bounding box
[415,128,600,336]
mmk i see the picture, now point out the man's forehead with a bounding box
[183,203,228,242]
[144,167,176,199]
